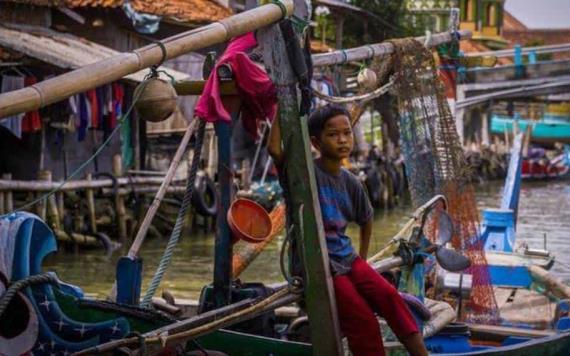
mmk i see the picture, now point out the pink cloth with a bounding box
[195,32,277,137]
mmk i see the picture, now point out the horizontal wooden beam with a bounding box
[312,30,472,67]
[0,1,293,120]
[174,80,238,96]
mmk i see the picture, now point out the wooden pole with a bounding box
[37,170,50,220]
[0,176,186,191]
[41,170,62,230]
[112,155,128,243]
[232,203,286,278]
[259,19,343,355]
[213,119,234,307]
[86,173,97,233]
[126,119,198,258]
[56,192,65,221]
[0,1,293,120]
[312,30,472,67]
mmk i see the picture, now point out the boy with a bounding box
[268,104,428,356]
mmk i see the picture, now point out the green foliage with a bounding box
[342,0,425,47]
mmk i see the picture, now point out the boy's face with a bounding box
[311,114,353,160]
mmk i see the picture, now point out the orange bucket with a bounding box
[227,198,272,244]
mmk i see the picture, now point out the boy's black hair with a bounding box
[308,104,351,139]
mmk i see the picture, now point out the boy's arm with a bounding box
[267,118,284,165]
[359,219,373,259]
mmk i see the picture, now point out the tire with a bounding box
[192,174,218,217]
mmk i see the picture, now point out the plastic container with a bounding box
[227,198,272,244]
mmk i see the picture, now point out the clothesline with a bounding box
[0,73,126,142]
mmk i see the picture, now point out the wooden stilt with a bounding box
[37,170,49,220]
[113,155,128,243]
[86,173,97,233]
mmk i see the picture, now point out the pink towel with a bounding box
[195,32,277,137]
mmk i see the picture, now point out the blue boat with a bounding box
[490,114,570,144]
[481,132,555,286]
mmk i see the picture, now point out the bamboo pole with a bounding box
[53,229,102,248]
[0,1,293,120]
[127,119,197,258]
[0,176,186,191]
[232,203,285,278]
[112,155,128,243]
[86,173,97,233]
[312,30,472,67]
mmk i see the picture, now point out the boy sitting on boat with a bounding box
[268,104,427,356]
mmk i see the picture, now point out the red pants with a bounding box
[333,257,419,356]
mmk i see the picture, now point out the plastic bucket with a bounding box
[227,198,272,244]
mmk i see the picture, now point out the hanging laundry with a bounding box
[95,86,105,129]
[121,87,133,169]
[21,76,42,133]
[77,93,89,141]
[195,32,277,138]
[86,89,99,129]
[112,83,125,129]
[0,74,25,138]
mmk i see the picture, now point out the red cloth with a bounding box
[22,76,42,132]
[111,83,124,129]
[334,257,419,356]
[195,32,277,137]
[86,89,99,128]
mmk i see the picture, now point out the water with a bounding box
[43,180,570,300]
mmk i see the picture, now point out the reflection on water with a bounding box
[43,180,570,300]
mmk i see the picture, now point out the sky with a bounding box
[504,0,570,29]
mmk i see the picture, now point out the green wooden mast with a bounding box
[259,2,344,354]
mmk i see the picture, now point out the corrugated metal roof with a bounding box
[0,24,190,82]
[5,0,232,24]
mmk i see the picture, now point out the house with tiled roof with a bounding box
[502,10,570,60]
[0,0,232,181]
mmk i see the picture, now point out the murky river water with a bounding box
[43,180,570,300]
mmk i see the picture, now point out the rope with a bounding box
[312,79,394,104]
[0,273,59,318]
[0,77,152,218]
[271,0,288,18]
[141,119,207,307]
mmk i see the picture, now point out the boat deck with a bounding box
[494,287,556,329]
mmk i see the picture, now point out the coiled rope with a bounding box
[0,272,59,318]
[141,119,207,307]
[312,78,394,104]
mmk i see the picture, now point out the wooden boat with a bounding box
[2,1,570,354]
[490,114,570,144]
[521,148,570,179]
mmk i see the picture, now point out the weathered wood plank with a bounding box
[259,15,343,356]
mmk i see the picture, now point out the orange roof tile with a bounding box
[503,11,527,32]
[6,0,232,23]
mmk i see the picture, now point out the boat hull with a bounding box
[491,115,570,144]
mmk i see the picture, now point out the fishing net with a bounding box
[386,38,499,324]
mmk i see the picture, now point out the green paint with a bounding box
[195,329,313,355]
